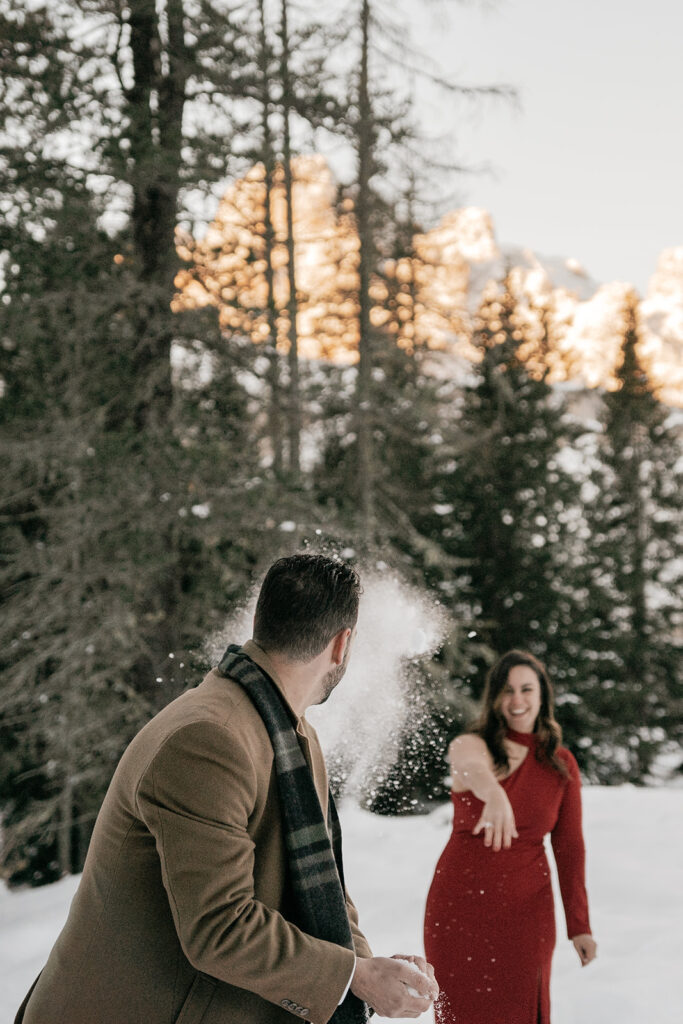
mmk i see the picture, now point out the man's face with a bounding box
[317,628,355,705]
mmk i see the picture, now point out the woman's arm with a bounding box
[448,734,518,851]
[550,750,597,966]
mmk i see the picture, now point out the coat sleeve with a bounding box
[345,889,373,960]
[136,720,356,1024]
[550,749,592,939]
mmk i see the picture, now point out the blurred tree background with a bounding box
[1,0,681,885]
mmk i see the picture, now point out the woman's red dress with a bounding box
[423,730,591,1023]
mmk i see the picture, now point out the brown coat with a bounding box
[20,641,371,1024]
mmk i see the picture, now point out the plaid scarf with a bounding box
[217,645,371,1024]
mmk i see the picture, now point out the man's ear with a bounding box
[330,627,352,665]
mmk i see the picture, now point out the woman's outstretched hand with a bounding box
[472,786,518,851]
[572,934,597,966]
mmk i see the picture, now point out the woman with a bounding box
[424,650,597,1024]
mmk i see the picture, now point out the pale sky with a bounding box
[398,0,683,295]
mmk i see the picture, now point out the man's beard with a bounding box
[316,641,351,705]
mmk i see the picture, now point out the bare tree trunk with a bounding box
[354,0,375,541]
[404,171,419,354]
[279,0,301,478]
[258,0,283,476]
[118,0,188,429]
[629,423,648,679]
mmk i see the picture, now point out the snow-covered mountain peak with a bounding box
[641,248,683,403]
[499,247,600,303]
[646,247,683,302]
[176,158,682,404]
[426,207,500,264]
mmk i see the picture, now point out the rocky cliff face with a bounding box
[417,208,682,404]
[176,159,682,404]
[641,248,683,404]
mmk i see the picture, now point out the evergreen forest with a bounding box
[1,0,681,887]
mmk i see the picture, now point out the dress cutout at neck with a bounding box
[505,728,539,749]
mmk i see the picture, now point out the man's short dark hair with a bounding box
[253,554,362,661]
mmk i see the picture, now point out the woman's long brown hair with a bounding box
[474,650,568,777]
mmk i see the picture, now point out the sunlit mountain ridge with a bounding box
[175,157,683,405]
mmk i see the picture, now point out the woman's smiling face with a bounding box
[498,664,542,734]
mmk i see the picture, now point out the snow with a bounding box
[400,957,430,997]
[2,786,682,1024]
[207,572,449,801]
[308,574,447,797]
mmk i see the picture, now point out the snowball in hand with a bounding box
[402,958,430,997]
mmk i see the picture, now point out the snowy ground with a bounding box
[1,786,682,1024]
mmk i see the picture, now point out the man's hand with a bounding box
[391,954,438,995]
[351,955,438,1018]
[572,934,597,967]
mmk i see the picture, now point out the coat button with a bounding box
[280,999,310,1016]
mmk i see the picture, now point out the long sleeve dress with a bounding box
[423,729,591,1024]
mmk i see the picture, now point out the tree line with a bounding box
[1,0,681,886]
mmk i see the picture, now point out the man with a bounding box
[17,554,438,1024]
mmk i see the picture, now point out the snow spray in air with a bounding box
[206,567,448,801]
[307,571,447,799]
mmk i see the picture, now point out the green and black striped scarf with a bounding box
[218,645,371,1024]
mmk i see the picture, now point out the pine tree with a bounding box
[0,0,269,882]
[574,293,683,781]
[432,276,586,697]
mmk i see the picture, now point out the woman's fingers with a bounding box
[473,809,517,851]
[480,817,502,850]
[471,815,486,836]
[572,934,597,966]
[502,820,520,848]
[472,815,495,843]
